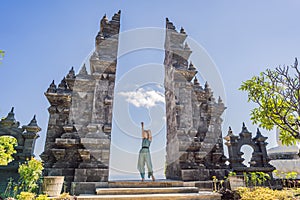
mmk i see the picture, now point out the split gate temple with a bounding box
[41,11,228,194]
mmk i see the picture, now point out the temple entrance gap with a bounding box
[41,11,228,194]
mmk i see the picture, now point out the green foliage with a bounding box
[273,169,286,180]
[0,50,4,64]
[35,194,50,200]
[55,192,76,200]
[17,191,35,200]
[286,171,298,180]
[228,171,237,177]
[236,187,295,200]
[1,178,15,198]
[0,136,17,165]
[250,172,258,187]
[1,159,48,199]
[243,172,249,187]
[18,158,43,193]
[240,58,300,145]
[256,172,270,185]
[247,172,270,187]
[0,50,4,60]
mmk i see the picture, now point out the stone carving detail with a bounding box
[164,18,228,181]
[224,123,275,175]
[0,108,40,192]
[41,11,121,195]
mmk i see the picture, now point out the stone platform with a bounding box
[108,180,184,188]
[76,180,221,200]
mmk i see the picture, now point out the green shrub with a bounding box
[35,194,50,200]
[236,187,294,200]
[18,158,43,193]
[16,192,35,200]
[55,192,76,200]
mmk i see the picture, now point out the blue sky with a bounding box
[1,0,300,179]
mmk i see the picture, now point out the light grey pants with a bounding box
[137,148,153,179]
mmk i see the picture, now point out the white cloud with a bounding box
[119,88,165,108]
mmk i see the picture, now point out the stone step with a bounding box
[77,191,222,200]
[96,187,199,195]
[108,180,184,188]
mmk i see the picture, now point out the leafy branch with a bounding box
[240,58,300,145]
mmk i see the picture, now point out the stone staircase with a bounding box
[76,180,221,200]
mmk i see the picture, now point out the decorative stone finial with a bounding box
[0,107,20,127]
[224,126,234,141]
[205,81,208,88]
[166,18,175,30]
[27,115,37,126]
[180,27,186,34]
[66,67,76,79]
[193,77,200,86]
[58,77,68,91]
[102,14,108,20]
[47,80,57,93]
[253,128,267,142]
[240,122,251,136]
[184,42,190,50]
[100,14,109,33]
[218,96,223,104]
[23,115,41,134]
[188,62,196,71]
[256,128,262,136]
[5,107,16,122]
[112,10,121,21]
[78,64,88,76]
[228,126,233,135]
[204,82,211,93]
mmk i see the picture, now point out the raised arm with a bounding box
[147,130,152,141]
[141,122,145,138]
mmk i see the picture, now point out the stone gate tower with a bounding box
[41,11,121,194]
[164,19,228,181]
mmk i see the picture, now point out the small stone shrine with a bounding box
[0,107,41,192]
[224,123,275,175]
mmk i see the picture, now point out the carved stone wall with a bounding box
[41,11,121,195]
[164,19,228,181]
[0,108,40,192]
